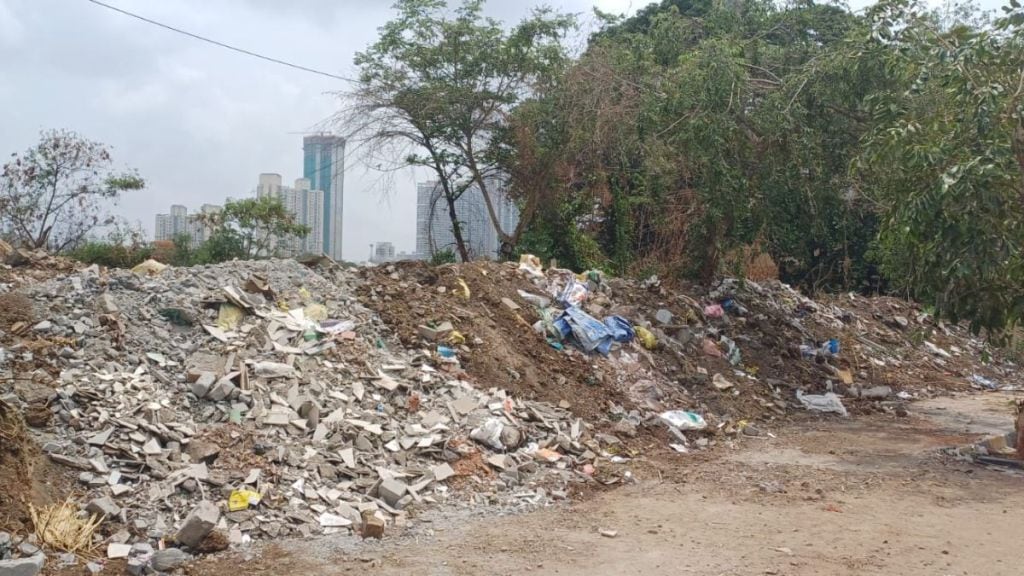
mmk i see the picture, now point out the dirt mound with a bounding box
[0,292,34,331]
[358,261,1021,430]
[358,261,626,420]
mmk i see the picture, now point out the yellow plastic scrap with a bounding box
[447,330,466,345]
[216,303,244,330]
[228,489,262,512]
[636,326,657,350]
[298,287,312,302]
[456,278,471,300]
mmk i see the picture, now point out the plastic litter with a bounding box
[518,254,544,277]
[603,316,635,343]
[659,410,707,431]
[436,346,456,358]
[712,373,734,390]
[470,418,506,450]
[970,374,999,390]
[557,277,589,307]
[796,391,848,417]
[703,304,724,318]
[455,278,471,300]
[720,336,742,366]
[557,306,612,354]
[517,289,551,308]
[228,489,262,512]
[130,259,167,276]
[635,326,657,350]
[702,338,722,357]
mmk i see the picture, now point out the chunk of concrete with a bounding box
[186,440,221,464]
[0,554,45,576]
[175,501,220,548]
[190,372,216,398]
[206,378,237,402]
[106,543,131,559]
[86,497,120,519]
[431,463,455,482]
[377,479,407,508]
[150,548,192,572]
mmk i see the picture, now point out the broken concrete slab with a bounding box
[378,479,407,508]
[0,554,45,576]
[86,497,121,519]
[175,501,220,548]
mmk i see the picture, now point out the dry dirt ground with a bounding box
[183,391,1024,576]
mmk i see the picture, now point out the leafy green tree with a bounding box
[343,0,574,261]
[857,0,1024,334]
[0,129,144,251]
[197,196,310,260]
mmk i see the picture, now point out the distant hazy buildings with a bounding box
[370,241,396,263]
[155,204,221,247]
[415,181,519,260]
[303,134,345,260]
[256,173,325,256]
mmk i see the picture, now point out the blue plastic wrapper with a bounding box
[603,316,635,343]
[561,306,611,353]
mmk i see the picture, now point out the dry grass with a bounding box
[29,499,102,554]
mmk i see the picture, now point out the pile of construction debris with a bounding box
[1,260,603,574]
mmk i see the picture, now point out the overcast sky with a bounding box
[0,0,1003,261]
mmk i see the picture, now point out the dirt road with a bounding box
[191,392,1024,576]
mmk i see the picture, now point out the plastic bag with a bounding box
[518,254,543,277]
[703,304,724,318]
[603,316,635,343]
[561,306,612,354]
[659,410,707,431]
[470,418,506,450]
[517,289,551,309]
[635,326,657,350]
[796,391,848,417]
[558,278,589,307]
[228,489,262,512]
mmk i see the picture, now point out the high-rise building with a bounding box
[154,204,190,242]
[415,180,519,260]
[371,241,396,263]
[256,173,325,256]
[302,135,345,260]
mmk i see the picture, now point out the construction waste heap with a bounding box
[0,247,1021,575]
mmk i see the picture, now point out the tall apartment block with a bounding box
[415,181,519,260]
[302,135,345,260]
[256,173,325,256]
[155,204,220,247]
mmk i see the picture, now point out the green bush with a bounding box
[69,241,153,269]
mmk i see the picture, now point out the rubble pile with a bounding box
[1,253,1021,571]
[359,260,1023,438]
[0,260,601,571]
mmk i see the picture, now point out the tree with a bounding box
[341,0,574,261]
[857,0,1024,334]
[0,129,144,251]
[198,196,310,260]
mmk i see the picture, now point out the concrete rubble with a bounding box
[1,259,599,562]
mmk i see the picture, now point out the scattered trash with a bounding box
[703,304,724,318]
[635,326,657,350]
[796,391,848,417]
[599,529,619,538]
[517,254,544,277]
[227,490,262,512]
[659,410,707,431]
[712,373,735,391]
[970,374,999,390]
[130,259,167,276]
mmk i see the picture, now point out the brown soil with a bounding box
[358,262,623,420]
[0,399,62,528]
[0,291,34,331]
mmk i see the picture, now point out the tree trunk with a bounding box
[442,189,471,262]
